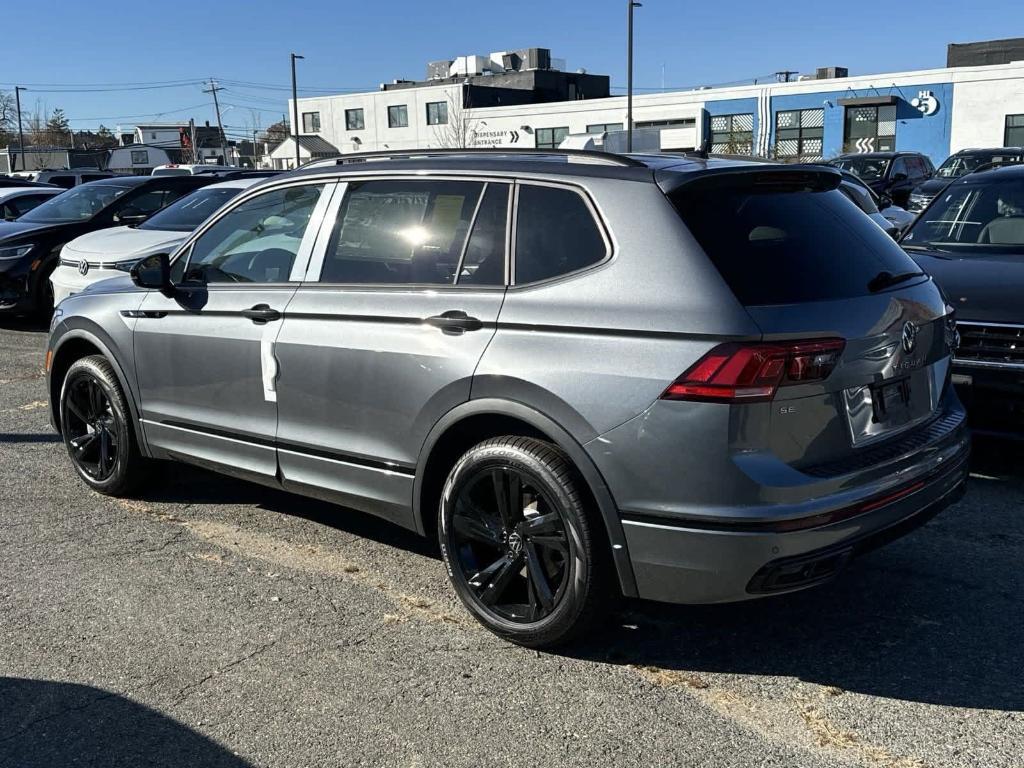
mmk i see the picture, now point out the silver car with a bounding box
[45,150,970,647]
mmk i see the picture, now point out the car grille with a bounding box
[956,322,1024,368]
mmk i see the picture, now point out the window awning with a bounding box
[838,95,899,107]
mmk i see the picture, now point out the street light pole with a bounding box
[627,1,642,153]
[291,53,304,169]
[14,86,26,172]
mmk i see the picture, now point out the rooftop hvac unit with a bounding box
[427,59,454,80]
[816,66,849,80]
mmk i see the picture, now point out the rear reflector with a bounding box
[662,339,845,403]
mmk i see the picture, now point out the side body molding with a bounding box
[414,398,638,598]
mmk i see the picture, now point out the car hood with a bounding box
[78,274,140,297]
[63,226,187,261]
[908,249,1024,323]
[0,220,66,243]
[912,178,952,197]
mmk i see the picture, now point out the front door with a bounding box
[133,181,334,480]
[273,178,511,526]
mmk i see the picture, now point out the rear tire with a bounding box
[60,355,147,497]
[438,436,610,648]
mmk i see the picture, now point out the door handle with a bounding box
[241,304,281,324]
[425,310,483,334]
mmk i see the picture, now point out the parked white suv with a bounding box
[51,177,263,304]
[151,164,238,176]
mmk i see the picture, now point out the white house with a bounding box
[106,144,172,175]
[267,135,341,170]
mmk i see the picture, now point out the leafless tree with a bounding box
[0,91,15,145]
[432,87,479,149]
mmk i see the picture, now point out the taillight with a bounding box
[662,339,845,403]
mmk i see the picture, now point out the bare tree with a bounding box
[432,87,478,149]
[0,91,15,145]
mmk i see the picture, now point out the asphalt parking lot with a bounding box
[0,320,1021,768]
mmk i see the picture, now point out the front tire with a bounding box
[438,436,610,648]
[60,355,146,496]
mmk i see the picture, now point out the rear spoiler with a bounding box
[657,164,843,196]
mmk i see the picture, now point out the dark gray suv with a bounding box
[46,150,970,647]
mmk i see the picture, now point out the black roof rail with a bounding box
[297,147,648,170]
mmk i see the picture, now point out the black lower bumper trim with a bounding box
[746,476,966,595]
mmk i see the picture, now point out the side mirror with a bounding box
[130,253,172,293]
[115,207,148,225]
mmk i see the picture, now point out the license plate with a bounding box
[951,373,973,386]
[872,378,912,422]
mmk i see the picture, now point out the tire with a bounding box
[438,436,610,648]
[60,355,147,496]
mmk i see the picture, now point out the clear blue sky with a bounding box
[1,0,1017,140]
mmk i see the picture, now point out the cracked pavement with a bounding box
[0,319,1022,767]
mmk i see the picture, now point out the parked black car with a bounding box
[900,162,1024,435]
[906,147,1024,212]
[0,175,214,317]
[829,151,935,208]
[0,178,59,189]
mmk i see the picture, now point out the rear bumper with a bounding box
[621,443,969,604]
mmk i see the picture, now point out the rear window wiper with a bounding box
[867,270,926,293]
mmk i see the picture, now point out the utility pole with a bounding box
[203,79,228,165]
[189,118,197,164]
[253,128,259,168]
[626,1,642,153]
[14,86,26,172]
[290,53,304,169]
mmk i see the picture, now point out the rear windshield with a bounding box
[671,184,920,305]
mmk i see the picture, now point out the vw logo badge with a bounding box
[78,259,90,276]
[901,321,918,354]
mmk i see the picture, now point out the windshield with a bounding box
[830,157,891,182]
[139,187,243,232]
[18,184,132,223]
[935,152,1022,179]
[902,178,1024,254]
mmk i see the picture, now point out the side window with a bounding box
[49,176,75,189]
[514,185,607,284]
[81,174,110,183]
[891,157,909,178]
[459,184,509,286]
[321,179,485,285]
[183,184,325,284]
[9,194,52,216]
[118,189,171,218]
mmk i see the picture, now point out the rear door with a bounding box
[273,177,510,526]
[670,171,954,470]
[133,180,334,479]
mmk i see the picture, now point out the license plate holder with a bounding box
[871,378,912,423]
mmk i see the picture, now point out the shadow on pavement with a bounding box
[139,461,438,559]
[565,437,1024,713]
[0,432,62,444]
[0,678,250,767]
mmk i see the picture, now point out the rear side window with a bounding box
[322,179,485,285]
[671,184,920,305]
[8,194,53,216]
[514,185,606,284]
[48,176,75,189]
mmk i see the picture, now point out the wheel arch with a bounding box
[48,326,146,452]
[414,398,638,598]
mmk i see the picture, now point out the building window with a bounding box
[843,105,896,153]
[302,112,321,133]
[710,114,754,154]
[535,126,570,149]
[774,108,824,161]
[586,122,623,134]
[388,105,409,128]
[426,101,448,126]
[345,108,365,131]
[636,118,696,129]
[131,150,149,165]
[1005,114,1024,146]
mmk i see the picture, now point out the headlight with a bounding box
[0,243,34,261]
[112,260,137,273]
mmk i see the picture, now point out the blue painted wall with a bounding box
[702,82,953,164]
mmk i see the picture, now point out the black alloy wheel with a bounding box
[439,436,609,647]
[63,374,119,481]
[60,355,146,496]
[449,464,570,623]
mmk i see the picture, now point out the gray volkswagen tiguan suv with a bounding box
[46,149,970,647]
